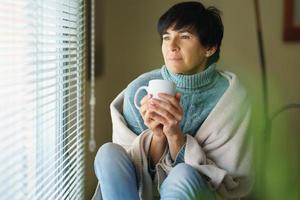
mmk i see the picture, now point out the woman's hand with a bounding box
[140,94,167,165]
[147,92,186,160]
[140,94,165,139]
[148,92,183,138]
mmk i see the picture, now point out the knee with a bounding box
[172,163,194,173]
[166,163,206,186]
[161,163,215,200]
[94,143,125,170]
[170,163,200,179]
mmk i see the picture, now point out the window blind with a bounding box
[0,0,86,199]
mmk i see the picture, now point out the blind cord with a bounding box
[89,0,96,152]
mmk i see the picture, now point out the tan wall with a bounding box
[85,0,300,199]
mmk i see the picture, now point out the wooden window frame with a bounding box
[283,0,300,41]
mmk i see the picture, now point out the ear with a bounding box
[205,46,217,58]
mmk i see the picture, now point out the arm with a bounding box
[122,79,168,164]
[149,134,167,165]
[147,92,186,161]
[123,87,146,135]
[140,94,167,165]
[166,133,186,161]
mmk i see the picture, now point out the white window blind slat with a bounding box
[31,145,84,197]
[0,0,86,199]
[34,149,84,199]
[0,34,83,44]
[60,172,85,200]
[41,168,85,200]
[34,133,85,179]
[0,151,24,178]
[53,167,85,200]
[0,35,80,44]
[0,94,84,125]
[34,111,84,137]
[35,157,84,200]
[20,131,84,191]
[0,15,81,28]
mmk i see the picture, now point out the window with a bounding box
[0,0,86,199]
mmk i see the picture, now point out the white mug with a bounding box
[134,79,176,110]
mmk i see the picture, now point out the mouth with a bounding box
[168,57,182,61]
[167,53,182,61]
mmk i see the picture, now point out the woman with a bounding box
[93,1,252,199]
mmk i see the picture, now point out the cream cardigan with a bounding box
[93,71,253,200]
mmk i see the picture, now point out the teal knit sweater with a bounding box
[123,63,229,164]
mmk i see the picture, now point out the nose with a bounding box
[168,38,179,52]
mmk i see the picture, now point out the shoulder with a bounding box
[125,67,162,97]
[219,71,248,101]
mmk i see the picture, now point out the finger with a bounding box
[144,111,152,125]
[147,110,166,125]
[150,99,182,121]
[140,94,152,105]
[140,94,154,116]
[151,99,182,121]
[144,111,161,127]
[148,119,161,129]
[158,93,182,110]
[150,110,180,128]
[139,102,148,118]
[175,93,183,113]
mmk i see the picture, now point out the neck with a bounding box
[161,63,218,92]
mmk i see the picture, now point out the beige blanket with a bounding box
[93,71,253,200]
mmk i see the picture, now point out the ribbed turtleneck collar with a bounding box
[161,63,218,91]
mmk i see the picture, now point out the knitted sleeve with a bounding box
[122,68,162,135]
[123,87,146,135]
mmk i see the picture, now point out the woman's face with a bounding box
[161,27,212,75]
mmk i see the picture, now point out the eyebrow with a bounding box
[177,27,193,33]
[162,29,193,35]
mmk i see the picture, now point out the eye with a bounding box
[180,34,191,39]
[162,35,170,40]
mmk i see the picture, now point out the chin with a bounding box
[166,63,185,74]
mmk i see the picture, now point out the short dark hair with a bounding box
[157,1,224,66]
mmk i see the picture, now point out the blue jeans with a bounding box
[94,143,216,200]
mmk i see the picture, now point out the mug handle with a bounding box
[134,86,148,110]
